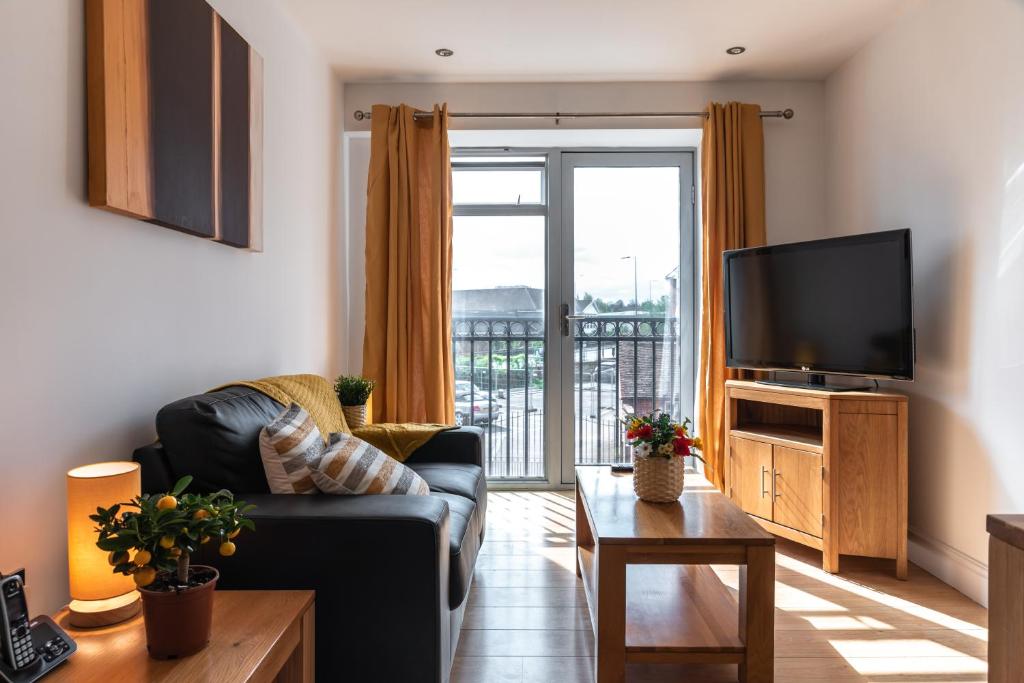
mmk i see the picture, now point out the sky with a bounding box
[452,165,682,306]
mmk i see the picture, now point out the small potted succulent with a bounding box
[91,476,254,659]
[624,412,703,503]
[334,374,375,428]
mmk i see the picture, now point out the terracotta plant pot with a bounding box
[342,403,368,429]
[138,566,218,659]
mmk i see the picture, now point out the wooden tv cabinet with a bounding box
[724,380,908,578]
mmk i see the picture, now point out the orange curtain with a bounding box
[698,102,767,490]
[363,104,455,424]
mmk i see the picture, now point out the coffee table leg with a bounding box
[739,546,774,683]
[595,544,626,683]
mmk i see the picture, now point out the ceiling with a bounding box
[282,0,916,82]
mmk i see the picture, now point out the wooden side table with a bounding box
[46,590,314,683]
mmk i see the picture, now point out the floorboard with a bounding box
[453,490,988,683]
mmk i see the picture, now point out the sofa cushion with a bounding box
[432,492,482,608]
[313,433,430,496]
[408,462,486,504]
[157,386,285,494]
[258,403,324,494]
[409,463,487,542]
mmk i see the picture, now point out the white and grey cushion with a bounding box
[311,432,430,496]
[258,403,326,494]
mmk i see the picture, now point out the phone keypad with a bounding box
[10,619,36,667]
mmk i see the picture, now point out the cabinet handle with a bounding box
[773,468,781,499]
[760,466,769,498]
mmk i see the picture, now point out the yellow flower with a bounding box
[691,437,703,450]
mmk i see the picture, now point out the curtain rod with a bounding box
[352,108,794,122]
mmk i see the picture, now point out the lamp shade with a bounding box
[67,461,140,601]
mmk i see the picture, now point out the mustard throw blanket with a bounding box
[351,422,455,463]
[213,374,451,462]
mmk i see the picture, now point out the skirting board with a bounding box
[908,526,988,607]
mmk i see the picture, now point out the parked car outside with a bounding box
[454,390,502,426]
[456,380,505,399]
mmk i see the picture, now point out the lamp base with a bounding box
[68,591,141,628]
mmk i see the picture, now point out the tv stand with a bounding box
[756,374,873,392]
[724,379,908,578]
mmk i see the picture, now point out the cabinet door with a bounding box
[729,437,773,520]
[772,445,823,537]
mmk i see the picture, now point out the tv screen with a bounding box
[724,229,914,380]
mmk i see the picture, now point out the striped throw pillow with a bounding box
[311,433,430,496]
[258,403,326,494]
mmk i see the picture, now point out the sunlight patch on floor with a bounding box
[800,615,895,631]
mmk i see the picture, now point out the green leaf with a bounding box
[171,475,193,496]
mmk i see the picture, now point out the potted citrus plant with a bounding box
[91,475,254,659]
[624,412,703,502]
[334,374,375,428]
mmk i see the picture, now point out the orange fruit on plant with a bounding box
[218,541,236,557]
[156,495,177,511]
[133,550,152,566]
[133,566,157,587]
[201,535,211,544]
[192,509,209,521]
[167,548,182,558]
[228,528,241,539]
[108,551,129,566]
[159,535,176,549]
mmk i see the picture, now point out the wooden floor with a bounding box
[453,491,988,683]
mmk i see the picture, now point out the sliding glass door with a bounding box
[558,153,694,483]
[450,150,694,484]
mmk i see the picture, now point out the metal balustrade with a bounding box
[453,314,680,480]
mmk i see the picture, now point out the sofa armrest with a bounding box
[194,493,452,682]
[133,441,174,494]
[405,426,483,466]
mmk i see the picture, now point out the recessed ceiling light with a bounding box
[726,46,746,55]
[435,48,454,57]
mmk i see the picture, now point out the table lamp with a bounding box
[66,461,142,628]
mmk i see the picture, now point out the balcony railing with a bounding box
[453,314,680,480]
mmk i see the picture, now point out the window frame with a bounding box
[452,155,548,217]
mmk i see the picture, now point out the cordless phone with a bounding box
[0,575,34,670]
[0,570,76,683]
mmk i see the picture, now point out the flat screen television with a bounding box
[723,229,914,384]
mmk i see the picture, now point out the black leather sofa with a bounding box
[133,386,487,683]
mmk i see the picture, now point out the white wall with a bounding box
[339,81,828,372]
[0,0,339,613]
[825,0,1024,604]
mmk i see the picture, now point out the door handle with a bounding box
[760,466,769,498]
[561,303,586,337]
[773,468,781,499]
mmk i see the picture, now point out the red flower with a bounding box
[637,424,653,440]
[674,425,686,437]
[673,436,691,455]
[626,429,636,439]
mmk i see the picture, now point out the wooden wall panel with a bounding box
[217,18,251,248]
[86,0,152,217]
[147,0,215,237]
[86,0,262,248]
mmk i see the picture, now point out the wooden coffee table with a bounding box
[47,590,314,682]
[575,466,775,683]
